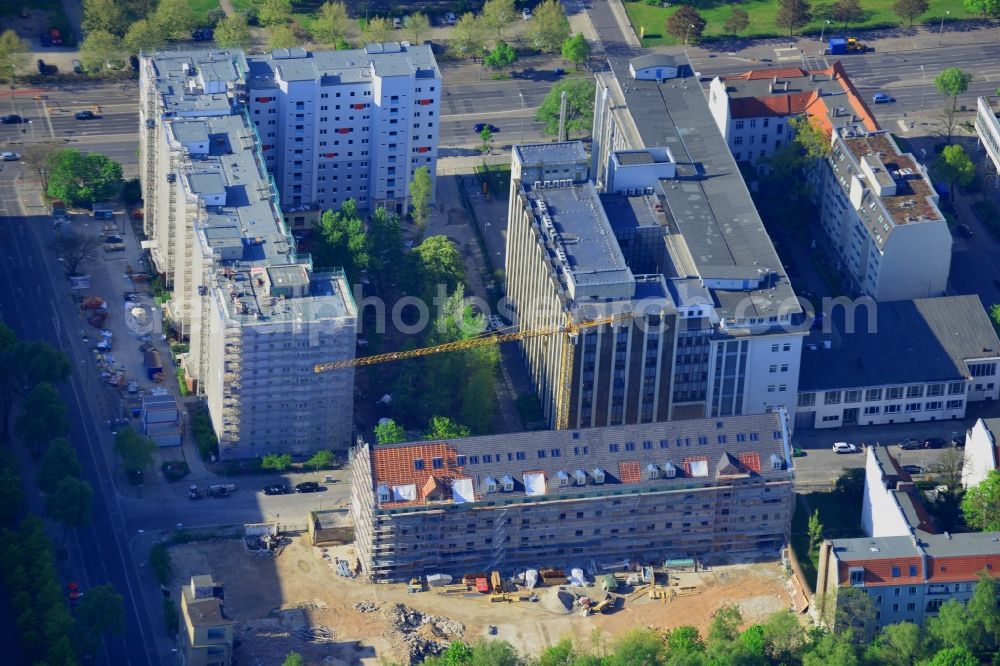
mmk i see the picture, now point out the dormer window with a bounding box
[770,454,783,470]
[377,484,390,503]
[557,471,570,487]
[484,476,497,493]
[646,464,660,480]
[574,469,587,486]
[593,468,605,484]
[663,462,677,479]
[501,474,515,492]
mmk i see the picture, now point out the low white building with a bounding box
[962,418,999,488]
[974,96,1000,187]
[795,296,1000,430]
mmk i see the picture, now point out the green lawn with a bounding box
[623,0,968,46]
[187,0,222,25]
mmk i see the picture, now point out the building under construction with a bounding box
[350,411,794,581]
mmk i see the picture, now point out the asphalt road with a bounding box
[0,167,156,664]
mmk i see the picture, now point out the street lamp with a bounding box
[939,10,950,45]
[819,20,831,56]
[684,24,695,62]
[518,92,525,147]
[919,65,927,120]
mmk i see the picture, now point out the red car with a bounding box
[67,582,83,602]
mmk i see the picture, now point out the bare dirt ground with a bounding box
[170,537,797,665]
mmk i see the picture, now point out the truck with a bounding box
[143,350,163,380]
[92,202,114,219]
[207,483,236,498]
[828,36,867,55]
[103,235,125,252]
[51,199,68,222]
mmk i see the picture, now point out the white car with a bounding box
[832,442,858,454]
[392,17,402,29]
[523,8,533,19]
[0,151,20,161]
[445,12,457,25]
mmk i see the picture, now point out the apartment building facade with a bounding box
[975,96,1000,187]
[816,445,1000,637]
[350,412,794,582]
[246,43,440,228]
[140,50,358,459]
[794,296,1000,430]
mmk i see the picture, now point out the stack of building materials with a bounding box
[142,393,180,447]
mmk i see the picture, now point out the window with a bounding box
[698,436,709,445]
[946,399,963,409]
[865,388,883,401]
[825,391,842,405]
[906,385,924,398]
[927,383,945,397]
[885,404,901,414]
[734,136,743,145]
[432,457,443,469]
[717,435,727,444]
[948,382,966,395]
[414,459,425,470]
[845,390,862,403]
[864,406,880,415]
[609,443,619,453]
[892,566,900,578]
[849,568,864,585]
[783,343,791,351]
[515,451,526,461]
[907,602,916,612]
[537,450,546,459]
[735,120,745,129]
[798,392,816,407]
[970,362,997,377]
[905,402,922,413]
[551,448,561,458]
[886,386,904,400]
[469,456,479,464]
[483,455,492,463]
[769,364,777,373]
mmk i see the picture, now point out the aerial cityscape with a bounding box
[2,0,1000,664]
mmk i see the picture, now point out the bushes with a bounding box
[191,405,218,461]
[163,598,179,635]
[149,542,171,586]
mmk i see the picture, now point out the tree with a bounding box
[406,12,431,44]
[724,7,750,34]
[0,30,29,84]
[315,198,369,284]
[46,149,124,207]
[0,329,71,440]
[831,0,866,26]
[451,13,486,59]
[775,0,813,36]
[363,17,393,43]
[561,33,591,70]
[74,584,123,656]
[312,2,355,47]
[935,144,975,198]
[413,235,465,305]
[606,629,665,666]
[46,477,93,529]
[424,416,471,440]
[53,232,104,277]
[893,0,929,26]
[80,29,126,73]
[807,509,824,552]
[962,469,1000,530]
[965,572,1000,654]
[761,611,805,661]
[835,466,865,502]
[933,446,966,489]
[480,125,494,154]
[0,449,24,527]
[666,6,707,43]
[409,166,433,235]
[535,78,596,138]
[666,626,705,655]
[151,0,197,40]
[707,605,743,644]
[20,142,60,192]
[37,437,81,493]
[113,427,157,475]
[374,419,406,445]
[460,364,495,435]
[14,383,68,457]
[123,18,165,55]
[258,0,292,27]
[964,0,1000,19]
[306,450,336,470]
[268,25,298,49]
[283,653,305,666]
[935,68,973,143]
[367,206,405,294]
[802,631,860,666]
[926,647,979,666]
[215,14,253,50]
[262,453,292,471]
[870,621,927,665]
[484,41,517,71]
[83,0,127,36]
[927,599,979,653]
[528,0,570,54]
[481,0,517,39]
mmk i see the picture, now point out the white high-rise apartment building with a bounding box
[245,43,441,231]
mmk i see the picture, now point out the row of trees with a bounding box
[411,582,1000,666]
[80,0,200,72]
[261,449,337,471]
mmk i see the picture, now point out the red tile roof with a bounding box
[927,555,1000,583]
[738,452,762,473]
[372,443,466,505]
[728,66,809,81]
[729,91,816,119]
[837,556,925,587]
[618,460,641,484]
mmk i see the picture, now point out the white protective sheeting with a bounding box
[689,460,709,477]
[452,478,475,503]
[523,472,546,496]
[392,484,417,501]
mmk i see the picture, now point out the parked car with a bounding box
[295,481,322,493]
[392,17,403,29]
[130,55,139,72]
[0,114,23,124]
[474,123,500,134]
[872,92,895,104]
[523,7,533,19]
[263,484,289,495]
[444,11,457,24]
[899,438,922,450]
[49,27,63,46]
[832,442,858,454]
[923,437,947,449]
[957,224,973,238]
[74,110,96,120]
[1,152,21,161]
[951,434,966,448]
[71,59,82,74]
[192,27,214,41]
[488,314,506,331]
[67,582,83,602]
[902,464,926,475]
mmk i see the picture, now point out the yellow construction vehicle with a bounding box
[846,37,866,52]
[314,312,632,430]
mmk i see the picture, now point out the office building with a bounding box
[505,55,804,429]
[962,418,1000,488]
[140,50,358,459]
[794,295,1000,430]
[179,575,234,666]
[707,61,878,166]
[975,96,1000,187]
[819,127,951,301]
[350,412,794,581]
[816,445,1000,637]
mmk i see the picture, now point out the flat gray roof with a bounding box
[800,295,1000,391]
[171,120,209,144]
[515,142,588,165]
[247,42,440,87]
[603,57,798,319]
[832,532,1000,561]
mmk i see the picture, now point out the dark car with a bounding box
[902,464,926,475]
[263,484,289,496]
[957,224,973,238]
[923,437,947,449]
[951,434,966,448]
[295,481,322,493]
[130,55,139,72]
[74,110,96,120]
[872,92,895,104]
[899,438,921,450]
[192,28,214,41]
[1,115,23,124]
[474,123,500,134]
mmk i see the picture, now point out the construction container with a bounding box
[828,38,847,55]
[144,350,163,380]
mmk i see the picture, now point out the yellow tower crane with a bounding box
[314,312,632,430]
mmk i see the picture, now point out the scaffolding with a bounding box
[142,76,157,238]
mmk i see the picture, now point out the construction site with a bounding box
[168,531,802,665]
